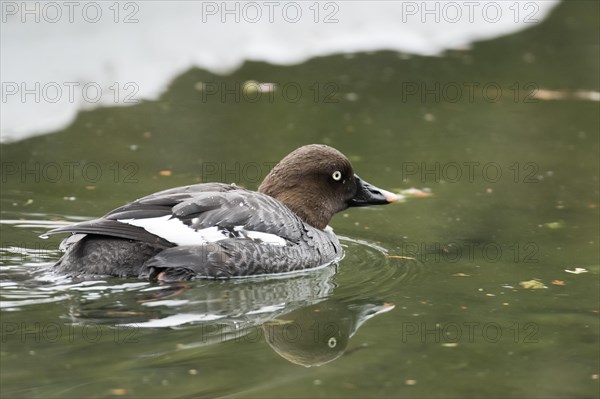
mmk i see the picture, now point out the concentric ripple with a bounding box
[333,236,427,301]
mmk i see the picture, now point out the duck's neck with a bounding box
[259,180,332,230]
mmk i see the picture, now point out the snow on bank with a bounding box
[0,1,559,142]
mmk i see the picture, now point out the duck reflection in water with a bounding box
[71,264,395,367]
[262,300,394,367]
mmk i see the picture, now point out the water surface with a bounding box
[1,2,599,398]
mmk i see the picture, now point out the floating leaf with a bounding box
[519,280,547,289]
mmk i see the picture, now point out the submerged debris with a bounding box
[543,221,565,229]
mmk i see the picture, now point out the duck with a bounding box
[47,144,399,280]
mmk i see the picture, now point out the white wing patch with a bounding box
[232,226,287,246]
[118,215,286,246]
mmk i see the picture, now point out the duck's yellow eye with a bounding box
[332,171,342,181]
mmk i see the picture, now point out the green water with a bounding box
[1,2,599,398]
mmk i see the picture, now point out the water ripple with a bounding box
[0,229,423,324]
[335,236,426,301]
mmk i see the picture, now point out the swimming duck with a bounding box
[48,144,398,280]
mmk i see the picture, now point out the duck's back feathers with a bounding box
[48,184,304,245]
